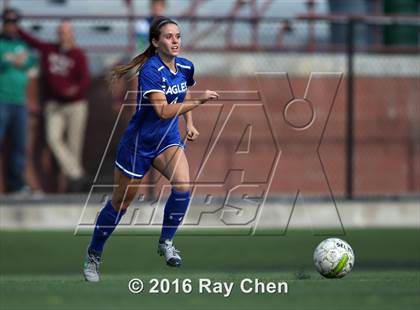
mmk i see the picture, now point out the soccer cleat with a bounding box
[157,239,182,267]
[83,251,101,282]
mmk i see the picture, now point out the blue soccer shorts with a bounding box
[115,134,184,179]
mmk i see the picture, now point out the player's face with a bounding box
[157,23,181,57]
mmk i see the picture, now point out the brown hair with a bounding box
[111,16,177,82]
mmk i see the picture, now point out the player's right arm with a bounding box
[149,90,218,120]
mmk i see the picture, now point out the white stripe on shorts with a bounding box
[157,143,184,156]
[115,161,144,178]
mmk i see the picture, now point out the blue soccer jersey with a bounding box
[116,54,195,178]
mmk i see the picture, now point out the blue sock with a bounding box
[88,200,125,255]
[159,189,190,242]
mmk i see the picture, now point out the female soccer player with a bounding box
[83,17,219,282]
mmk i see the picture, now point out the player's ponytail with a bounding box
[111,16,178,82]
[111,45,156,81]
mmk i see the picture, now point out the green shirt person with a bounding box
[0,8,35,194]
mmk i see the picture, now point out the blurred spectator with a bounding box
[383,0,418,46]
[0,8,35,196]
[135,0,167,51]
[328,0,378,47]
[17,19,90,192]
[111,0,167,113]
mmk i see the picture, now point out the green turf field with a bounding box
[1,229,419,310]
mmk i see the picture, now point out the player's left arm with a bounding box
[183,91,199,141]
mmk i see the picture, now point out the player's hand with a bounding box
[199,90,219,104]
[186,124,199,141]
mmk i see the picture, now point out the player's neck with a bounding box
[158,52,177,73]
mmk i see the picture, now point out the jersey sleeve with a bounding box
[140,65,165,98]
[187,62,196,87]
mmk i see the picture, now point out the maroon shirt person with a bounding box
[18,20,90,192]
[18,20,89,102]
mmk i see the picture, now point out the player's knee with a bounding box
[173,183,190,193]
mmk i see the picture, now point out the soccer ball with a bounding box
[313,238,355,278]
